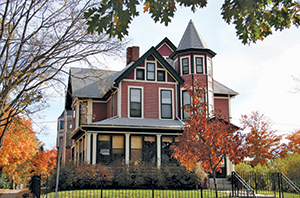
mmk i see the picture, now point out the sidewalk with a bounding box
[0,190,21,198]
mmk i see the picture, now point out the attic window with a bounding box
[196,57,203,74]
[147,63,155,81]
[136,69,144,80]
[157,70,165,81]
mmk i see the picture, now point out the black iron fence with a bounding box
[238,172,300,198]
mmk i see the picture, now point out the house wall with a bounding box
[121,80,176,119]
[157,43,173,57]
[214,98,230,119]
[92,102,107,122]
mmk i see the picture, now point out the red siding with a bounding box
[147,55,155,61]
[157,62,163,69]
[113,91,118,116]
[92,102,107,122]
[214,98,229,120]
[121,81,176,119]
[125,70,134,80]
[167,72,176,83]
[107,99,111,118]
[157,44,173,57]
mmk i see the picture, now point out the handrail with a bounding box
[232,171,257,198]
[281,173,300,194]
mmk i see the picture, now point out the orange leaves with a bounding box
[0,116,57,185]
[240,111,282,166]
[173,80,245,177]
[284,129,300,154]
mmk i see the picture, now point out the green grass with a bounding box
[252,189,300,198]
[41,189,232,198]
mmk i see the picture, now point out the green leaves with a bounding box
[221,0,300,44]
[84,0,208,40]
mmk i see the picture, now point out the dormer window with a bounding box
[182,58,189,75]
[136,69,145,80]
[196,57,204,74]
[147,63,155,81]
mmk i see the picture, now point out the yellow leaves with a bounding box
[143,2,150,13]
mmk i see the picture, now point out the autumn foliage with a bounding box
[173,81,245,196]
[240,111,282,166]
[285,130,300,154]
[0,116,56,187]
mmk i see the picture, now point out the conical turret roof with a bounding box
[171,19,216,58]
[177,19,208,51]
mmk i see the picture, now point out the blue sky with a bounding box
[36,1,300,149]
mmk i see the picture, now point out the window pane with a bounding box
[182,58,189,74]
[162,137,173,143]
[131,150,142,161]
[157,71,165,81]
[183,91,191,105]
[144,136,156,163]
[97,135,110,164]
[147,72,155,80]
[131,136,142,149]
[162,104,172,118]
[196,57,203,65]
[147,63,155,71]
[136,69,144,80]
[161,90,171,104]
[113,136,124,149]
[130,102,141,117]
[130,89,141,102]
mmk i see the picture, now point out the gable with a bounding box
[114,47,184,85]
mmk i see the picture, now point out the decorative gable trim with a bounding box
[114,47,184,86]
[155,37,177,52]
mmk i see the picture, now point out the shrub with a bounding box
[0,173,10,189]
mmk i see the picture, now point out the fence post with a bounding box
[152,180,154,198]
[278,173,281,198]
[30,175,41,198]
[255,172,258,194]
[101,177,103,198]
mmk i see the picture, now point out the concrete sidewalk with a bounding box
[0,190,21,198]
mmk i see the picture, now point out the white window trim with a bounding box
[128,86,144,119]
[207,57,212,76]
[194,55,205,74]
[180,55,190,75]
[159,88,174,120]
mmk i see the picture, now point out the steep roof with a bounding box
[69,67,120,98]
[213,80,239,97]
[170,19,216,58]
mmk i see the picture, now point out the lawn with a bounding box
[41,189,232,198]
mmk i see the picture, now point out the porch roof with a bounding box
[91,117,184,129]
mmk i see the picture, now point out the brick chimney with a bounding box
[126,46,139,65]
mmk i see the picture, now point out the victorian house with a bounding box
[60,20,238,177]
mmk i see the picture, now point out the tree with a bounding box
[0,116,57,187]
[85,0,300,44]
[240,111,282,166]
[0,116,38,187]
[284,129,300,154]
[0,0,127,149]
[173,81,245,198]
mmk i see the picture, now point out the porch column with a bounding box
[157,135,161,168]
[92,133,97,164]
[86,133,91,164]
[226,157,234,176]
[125,134,130,164]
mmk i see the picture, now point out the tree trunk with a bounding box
[213,169,218,198]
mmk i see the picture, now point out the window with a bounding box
[182,90,191,119]
[147,63,155,80]
[130,88,142,118]
[130,136,156,163]
[131,136,142,162]
[143,136,156,163]
[80,101,87,125]
[161,90,172,119]
[161,136,179,164]
[182,58,189,75]
[97,135,125,164]
[196,57,204,74]
[157,70,165,81]
[136,69,145,80]
[97,135,110,164]
[68,120,72,129]
[59,120,64,130]
[112,136,124,161]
